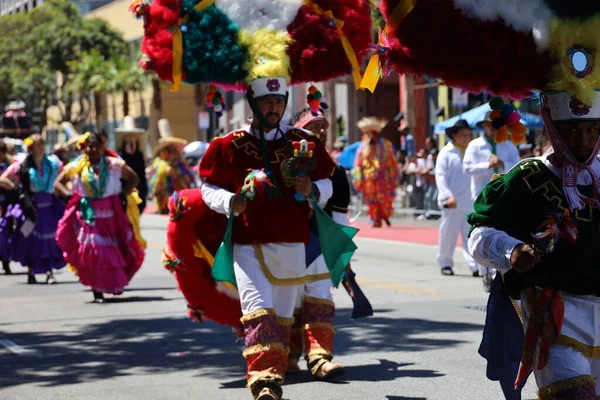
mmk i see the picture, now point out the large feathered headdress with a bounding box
[132,0,372,96]
[373,0,600,210]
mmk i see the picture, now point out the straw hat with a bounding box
[153,119,188,154]
[115,116,148,151]
[357,117,388,133]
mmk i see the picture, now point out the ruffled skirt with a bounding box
[56,194,145,293]
[0,192,65,273]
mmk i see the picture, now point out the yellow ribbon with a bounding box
[359,0,415,92]
[170,0,216,92]
[194,239,237,291]
[306,1,362,89]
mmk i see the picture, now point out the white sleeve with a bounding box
[468,226,523,272]
[199,178,236,216]
[463,142,490,175]
[434,151,453,201]
[313,178,333,208]
[332,210,349,226]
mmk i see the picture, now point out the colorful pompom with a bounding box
[506,111,521,125]
[206,85,226,116]
[489,97,505,111]
[500,104,515,117]
[306,85,328,116]
[495,126,509,143]
[489,110,502,120]
[492,118,505,129]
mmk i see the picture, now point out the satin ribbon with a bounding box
[305,1,362,89]
[359,0,415,92]
[515,288,564,389]
[79,197,96,225]
[170,0,216,92]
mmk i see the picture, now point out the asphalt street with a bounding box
[0,214,537,400]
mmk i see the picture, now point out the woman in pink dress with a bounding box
[54,131,145,303]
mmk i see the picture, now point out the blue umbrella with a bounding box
[338,141,361,170]
[433,104,543,134]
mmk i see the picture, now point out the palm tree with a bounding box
[111,56,150,117]
[68,49,111,128]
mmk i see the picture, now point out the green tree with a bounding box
[111,56,150,117]
[0,0,127,128]
[67,49,111,128]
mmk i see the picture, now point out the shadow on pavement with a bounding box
[387,396,428,400]
[0,308,481,389]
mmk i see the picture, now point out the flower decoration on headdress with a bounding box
[139,54,152,71]
[488,97,527,145]
[128,0,150,19]
[23,137,34,152]
[306,85,328,116]
[77,132,92,150]
[206,85,226,118]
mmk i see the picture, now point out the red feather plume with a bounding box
[288,0,373,84]
[380,0,555,98]
[166,189,242,327]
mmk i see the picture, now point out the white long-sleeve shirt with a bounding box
[463,135,520,200]
[435,142,472,211]
[200,125,333,216]
[468,155,600,272]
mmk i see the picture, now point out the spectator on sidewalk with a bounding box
[406,150,426,219]
[399,124,416,157]
[435,120,479,277]
[463,112,520,291]
[423,137,440,220]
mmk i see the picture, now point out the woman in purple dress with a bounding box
[0,134,66,284]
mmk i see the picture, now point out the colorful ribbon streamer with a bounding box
[170,0,216,92]
[359,0,415,92]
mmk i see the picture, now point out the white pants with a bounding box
[522,291,600,393]
[234,243,305,319]
[437,208,478,272]
[295,255,333,308]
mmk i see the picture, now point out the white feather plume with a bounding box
[217,0,300,33]
[452,0,553,49]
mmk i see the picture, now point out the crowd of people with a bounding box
[0,116,197,302]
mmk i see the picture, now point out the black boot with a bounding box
[2,259,11,275]
[92,290,105,303]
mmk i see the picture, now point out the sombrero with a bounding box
[153,119,188,154]
[357,117,388,132]
[115,116,148,151]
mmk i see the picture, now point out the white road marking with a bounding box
[0,339,28,354]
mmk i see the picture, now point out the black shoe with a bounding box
[384,218,392,227]
[92,290,105,304]
[441,266,454,276]
[27,274,37,284]
[482,273,493,293]
[2,260,11,275]
[472,271,480,278]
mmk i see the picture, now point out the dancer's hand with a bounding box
[445,196,457,209]
[231,195,247,214]
[489,154,500,169]
[295,176,313,196]
[510,244,539,272]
